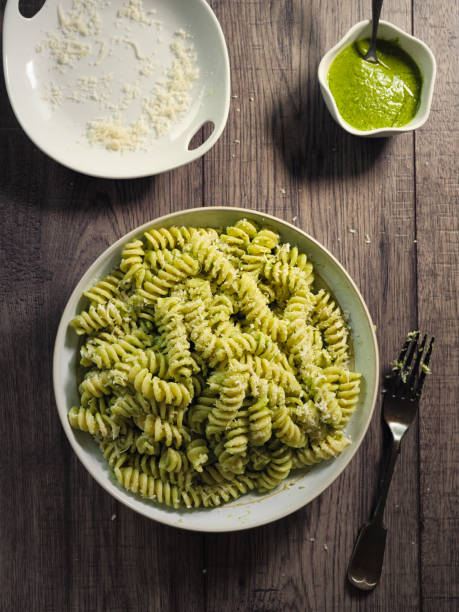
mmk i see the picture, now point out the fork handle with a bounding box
[347,439,401,590]
[372,438,401,523]
[347,520,387,590]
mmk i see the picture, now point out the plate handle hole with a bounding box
[18,0,47,18]
[187,121,215,151]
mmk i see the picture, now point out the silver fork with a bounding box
[347,331,434,591]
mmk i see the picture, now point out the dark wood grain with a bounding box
[1,0,457,611]
[413,1,459,609]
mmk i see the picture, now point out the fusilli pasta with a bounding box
[68,219,361,509]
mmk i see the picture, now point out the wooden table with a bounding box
[1,1,457,610]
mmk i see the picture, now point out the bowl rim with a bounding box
[318,19,437,137]
[53,206,379,531]
[2,0,231,179]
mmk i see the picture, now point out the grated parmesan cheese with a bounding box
[139,55,157,77]
[123,38,145,60]
[117,0,158,27]
[37,0,199,152]
[79,74,113,101]
[44,34,92,68]
[87,116,149,151]
[122,82,141,100]
[44,82,65,106]
[94,40,107,65]
[142,36,199,137]
[57,0,102,37]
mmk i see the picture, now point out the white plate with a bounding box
[53,207,379,532]
[3,0,230,177]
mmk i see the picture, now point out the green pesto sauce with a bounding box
[328,38,422,131]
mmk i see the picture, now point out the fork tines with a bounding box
[387,331,434,399]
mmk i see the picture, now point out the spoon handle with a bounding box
[370,0,384,46]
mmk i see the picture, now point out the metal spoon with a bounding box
[364,0,384,63]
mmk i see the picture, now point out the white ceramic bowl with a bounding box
[3,0,230,178]
[53,207,379,531]
[318,20,436,137]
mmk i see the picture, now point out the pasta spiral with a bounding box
[134,414,190,448]
[83,269,124,305]
[238,273,288,343]
[206,370,248,435]
[224,409,250,455]
[144,226,201,251]
[248,397,272,446]
[120,239,145,282]
[135,433,161,456]
[272,404,307,448]
[313,290,349,366]
[70,300,126,335]
[155,297,198,379]
[138,254,199,302]
[187,392,215,434]
[218,219,258,260]
[257,443,293,492]
[128,363,192,407]
[134,454,193,489]
[276,244,313,276]
[292,432,350,467]
[159,447,190,473]
[68,406,124,439]
[114,464,183,508]
[186,439,209,472]
[191,233,238,287]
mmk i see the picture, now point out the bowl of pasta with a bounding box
[53,207,379,531]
